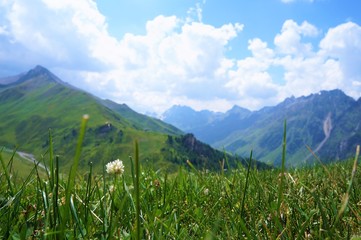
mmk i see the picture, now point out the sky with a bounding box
[1,0,361,115]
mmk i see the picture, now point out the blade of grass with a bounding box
[134,140,141,240]
[237,214,255,239]
[162,172,168,208]
[296,209,317,240]
[48,128,54,190]
[6,147,18,177]
[84,161,93,227]
[311,190,330,237]
[335,145,360,225]
[129,155,135,190]
[0,150,13,194]
[277,120,287,213]
[240,150,253,218]
[70,194,86,238]
[62,114,89,236]
[66,114,89,202]
[305,145,332,178]
[53,155,60,232]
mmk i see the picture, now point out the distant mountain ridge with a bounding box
[101,99,182,135]
[0,65,269,172]
[162,90,361,166]
[161,105,224,132]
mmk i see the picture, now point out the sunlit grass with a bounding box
[0,118,360,239]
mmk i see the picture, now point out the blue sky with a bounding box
[1,0,361,115]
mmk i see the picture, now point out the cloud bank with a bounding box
[0,0,360,114]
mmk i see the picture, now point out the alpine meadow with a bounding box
[1,0,361,239]
[1,66,360,239]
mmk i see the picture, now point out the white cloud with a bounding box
[276,21,361,99]
[223,38,281,111]
[319,22,361,98]
[277,55,343,97]
[248,38,274,60]
[274,20,318,56]
[0,0,360,115]
[224,19,360,109]
[110,18,243,111]
[59,11,243,112]
[0,0,112,71]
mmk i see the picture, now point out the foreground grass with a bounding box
[1,151,360,239]
[0,118,360,239]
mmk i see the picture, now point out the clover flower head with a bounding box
[106,159,125,175]
[203,188,209,195]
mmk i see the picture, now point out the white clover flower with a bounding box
[203,188,209,195]
[108,185,115,193]
[106,159,125,175]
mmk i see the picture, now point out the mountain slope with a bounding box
[318,98,361,162]
[0,65,265,172]
[0,66,144,170]
[101,99,182,135]
[163,90,360,166]
[161,105,223,132]
[218,90,358,166]
[162,105,252,143]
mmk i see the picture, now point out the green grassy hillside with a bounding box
[101,99,182,135]
[214,90,359,166]
[0,67,176,172]
[164,90,361,167]
[0,66,257,173]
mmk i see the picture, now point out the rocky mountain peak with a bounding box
[226,105,251,116]
[15,65,65,85]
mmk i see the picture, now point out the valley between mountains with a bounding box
[1,65,360,172]
[162,89,361,166]
[0,65,269,173]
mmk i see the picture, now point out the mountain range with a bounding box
[162,90,361,166]
[0,65,268,172]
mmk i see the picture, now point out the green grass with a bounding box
[1,122,361,239]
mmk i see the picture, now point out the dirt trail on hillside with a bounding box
[17,151,46,170]
[304,112,332,162]
[315,112,332,152]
